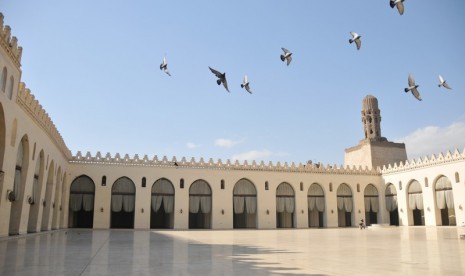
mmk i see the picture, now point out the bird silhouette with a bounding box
[390,0,405,15]
[160,56,171,76]
[280,48,293,66]
[404,74,422,101]
[209,67,229,92]
[349,32,362,50]
[241,75,252,94]
[438,75,452,90]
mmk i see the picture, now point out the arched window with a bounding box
[7,76,14,99]
[221,179,225,190]
[455,172,460,183]
[0,67,7,93]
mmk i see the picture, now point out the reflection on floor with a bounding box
[0,227,464,275]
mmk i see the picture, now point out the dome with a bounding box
[362,95,378,110]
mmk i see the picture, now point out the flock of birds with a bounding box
[159,0,453,101]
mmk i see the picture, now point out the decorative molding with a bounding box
[0,13,22,68]
[16,82,72,159]
[70,151,380,176]
[380,148,465,174]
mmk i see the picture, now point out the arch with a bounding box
[27,150,45,232]
[276,182,295,228]
[308,183,325,227]
[0,103,6,204]
[364,184,379,226]
[434,175,455,226]
[337,183,353,227]
[41,160,55,231]
[7,76,14,99]
[111,177,136,229]
[10,118,17,147]
[68,175,95,228]
[407,180,424,226]
[189,179,212,229]
[1,67,6,93]
[385,183,399,226]
[151,178,175,229]
[9,135,30,235]
[233,178,257,229]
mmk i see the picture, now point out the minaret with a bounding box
[361,95,386,141]
[344,95,407,169]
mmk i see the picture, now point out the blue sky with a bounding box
[2,1,465,165]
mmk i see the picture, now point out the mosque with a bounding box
[0,12,464,237]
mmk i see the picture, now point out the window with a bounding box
[221,179,225,189]
[455,172,460,183]
[357,184,360,192]
[142,177,146,187]
[399,181,402,190]
[424,177,428,187]
[180,178,184,189]
[300,182,303,191]
[102,175,106,186]
[265,181,269,190]
[1,67,6,93]
[7,76,14,99]
[329,182,333,192]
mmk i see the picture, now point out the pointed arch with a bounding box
[308,183,325,227]
[27,150,45,232]
[385,183,399,225]
[337,183,353,227]
[41,160,55,231]
[111,176,136,229]
[434,175,455,226]
[189,179,212,229]
[0,103,6,204]
[233,178,257,229]
[7,76,14,99]
[69,175,95,228]
[407,180,424,226]
[364,184,379,226]
[276,182,295,228]
[0,67,6,93]
[151,178,175,229]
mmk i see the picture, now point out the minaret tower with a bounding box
[344,95,407,169]
[361,95,385,141]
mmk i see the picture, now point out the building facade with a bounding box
[0,12,464,237]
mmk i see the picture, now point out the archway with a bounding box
[68,175,95,228]
[233,178,257,229]
[51,167,62,229]
[408,180,424,226]
[434,176,456,226]
[9,136,29,235]
[41,161,55,231]
[189,180,212,229]
[364,184,379,226]
[307,183,325,227]
[0,103,5,205]
[337,183,353,227]
[385,184,399,226]
[276,182,295,228]
[111,177,136,228]
[27,151,45,232]
[151,178,175,229]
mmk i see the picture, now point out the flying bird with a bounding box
[241,75,252,94]
[280,48,293,66]
[390,0,405,15]
[404,74,422,101]
[438,75,452,90]
[349,32,362,50]
[209,67,229,92]
[160,56,171,76]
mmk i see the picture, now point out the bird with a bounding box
[160,56,171,76]
[241,75,252,94]
[349,32,362,50]
[209,67,229,92]
[438,75,452,90]
[390,0,405,15]
[404,74,422,101]
[280,48,293,66]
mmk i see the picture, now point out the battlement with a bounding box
[0,13,22,68]
[380,148,465,174]
[70,151,380,175]
[16,82,72,159]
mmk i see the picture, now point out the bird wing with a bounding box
[350,32,357,38]
[443,82,452,90]
[282,47,290,54]
[408,74,415,87]
[245,84,252,94]
[438,75,444,84]
[223,78,230,92]
[396,2,404,15]
[286,56,292,66]
[355,39,361,50]
[390,0,396,8]
[411,87,422,101]
[209,67,222,77]
[244,75,248,84]
[165,69,171,77]
[163,56,167,65]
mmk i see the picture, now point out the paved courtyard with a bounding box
[0,227,464,275]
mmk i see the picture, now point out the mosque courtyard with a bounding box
[0,227,464,275]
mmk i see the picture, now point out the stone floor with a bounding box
[0,227,464,275]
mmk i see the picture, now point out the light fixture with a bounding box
[221,209,224,215]
[180,209,183,214]
[100,207,104,212]
[7,190,15,202]
[141,208,144,213]
[266,209,269,215]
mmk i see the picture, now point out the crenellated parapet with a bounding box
[381,148,465,174]
[0,13,22,68]
[70,151,380,176]
[16,82,72,159]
